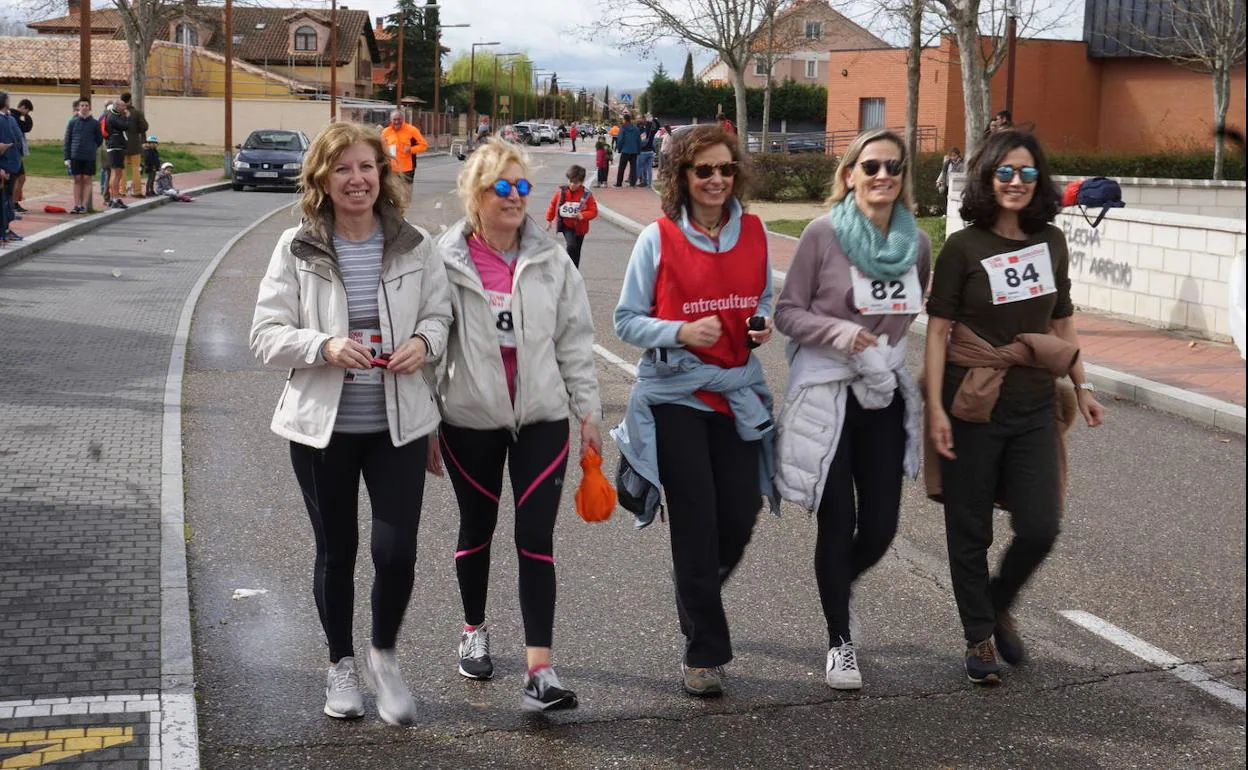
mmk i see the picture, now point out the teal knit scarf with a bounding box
[828,194,919,280]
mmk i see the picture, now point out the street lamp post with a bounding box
[1005,0,1019,114]
[469,41,500,136]
[531,70,552,123]
[330,0,337,120]
[433,22,469,138]
[492,52,522,128]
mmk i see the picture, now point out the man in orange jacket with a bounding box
[380,109,428,184]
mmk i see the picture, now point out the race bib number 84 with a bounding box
[981,243,1056,305]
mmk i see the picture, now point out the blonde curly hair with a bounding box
[299,122,409,226]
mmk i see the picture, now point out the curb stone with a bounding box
[594,201,1246,436]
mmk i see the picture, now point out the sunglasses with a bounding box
[491,178,532,197]
[690,162,738,179]
[995,165,1039,184]
[854,158,905,177]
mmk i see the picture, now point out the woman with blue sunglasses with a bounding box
[925,130,1104,687]
[430,137,602,712]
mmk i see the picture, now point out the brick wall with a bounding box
[1097,59,1247,152]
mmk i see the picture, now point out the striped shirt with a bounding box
[333,226,389,434]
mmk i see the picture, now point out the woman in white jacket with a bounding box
[249,121,452,726]
[430,138,602,712]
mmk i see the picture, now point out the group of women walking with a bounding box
[249,119,1102,725]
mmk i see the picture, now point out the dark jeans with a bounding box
[615,153,638,186]
[940,397,1061,643]
[441,420,570,648]
[562,230,585,268]
[289,432,429,663]
[596,167,608,186]
[653,403,762,668]
[0,176,12,235]
[815,390,906,647]
[145,170,157,197]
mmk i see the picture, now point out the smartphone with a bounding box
[370,353,391,368]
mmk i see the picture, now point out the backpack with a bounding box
[1064,176,1124,228]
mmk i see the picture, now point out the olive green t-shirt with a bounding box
[926,224,1074,405]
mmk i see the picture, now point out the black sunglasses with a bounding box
[854,158,905,177]
[690,162,738,179]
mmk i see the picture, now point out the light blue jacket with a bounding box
[611,348,780,528]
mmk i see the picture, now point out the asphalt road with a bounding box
[183,148,1245,768]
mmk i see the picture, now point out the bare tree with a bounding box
[586,0,768,151]
[748,0,808,152]
[1117,0,1246,179]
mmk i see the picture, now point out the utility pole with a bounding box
[225,0,234,170]
[79,0,91,102]
[1005,0,1018,114]
[493,52,521,127]
[433,22,469,137]
[468,41,500,136]
[396,11,404,104]
[330,0,338,120]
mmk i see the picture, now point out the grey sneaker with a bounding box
[825,641,862,690]
[681,663,725,697]
[323,657,364,719]
[366,647,417,725]
[458,624,494,680]
[521,666,578,712]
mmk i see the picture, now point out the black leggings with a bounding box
[562,230,585,268]
[653,403,762,668]
[289,432,429,663]
[440,420,570,648]
[815,390,906,647]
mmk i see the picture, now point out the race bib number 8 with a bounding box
[487,290,517,348]
[981,243,1056,305]
[850,265,923,315]
[558,201,582,218]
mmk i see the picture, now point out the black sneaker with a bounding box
[994,612,1027,666]
[113,199,129,209]
[521,666,578,712]
[457,624,493,680]
[13,203,27,213]
[965,639,1001,685]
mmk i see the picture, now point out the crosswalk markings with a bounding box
[0,727,135,769]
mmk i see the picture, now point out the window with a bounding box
[805,21,822,39]
[175,23,197,46]
[232,34,244,44]
[805,59,817,79]
[754,59,768,76]
[294,25,317,52]
[859,97,885,130]
[254,22,266,30]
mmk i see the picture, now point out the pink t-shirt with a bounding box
[467,235,519,402]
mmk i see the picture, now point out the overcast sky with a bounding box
[5,0,1085,95]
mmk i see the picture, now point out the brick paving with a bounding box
[593,183,1246,406]
[0,189,291,768]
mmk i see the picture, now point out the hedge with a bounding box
[1047,151,1245,181]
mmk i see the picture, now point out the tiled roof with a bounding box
[0,35,131,83]
[29,6,378,67]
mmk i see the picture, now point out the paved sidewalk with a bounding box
[593,184,1246,424]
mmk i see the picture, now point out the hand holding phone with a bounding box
[370,353,391,368]
[745,315,766,349]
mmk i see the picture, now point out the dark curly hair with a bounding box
[659,124,751,222]
[959,129,1061,235]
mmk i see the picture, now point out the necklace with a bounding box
[476,228,519,254]
[694,215,725,235]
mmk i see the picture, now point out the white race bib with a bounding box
[558,201,582,218]
[850,265,923,315]
[387,144,397,158]
[344,328,383,385]
[486,290,516,348]
[981,243,1057,305]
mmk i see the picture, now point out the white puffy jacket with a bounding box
[249,210,453,448]
[436,216,601,431]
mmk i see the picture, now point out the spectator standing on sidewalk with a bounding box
[637,119,656,187]
[12,99,33,213]
[717,112,736,135]
[614,113,641,187]
[613,123,778,699]
[0,92,22,242]
[249,120,453,727]
[63,98,102,214]
[774,129,930,692]
[142,136,161,197]
[119,92,148,197]
[432,137,602,713]
[380,109,428,187]
[925,129,1104,687]
[936,146,963,200]
[101,99,130,209]
[545,164,598,268]
[569,122,578,152]
[594,138,612,187]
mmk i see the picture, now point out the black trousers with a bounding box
[290,432,429,663]
[653,404,762,668]
[815,390,906,647]
[561,230,585,268]
[596,167,608,185]
[615,153,638,186]
[440,420,570,648]
[940,397,1061,643]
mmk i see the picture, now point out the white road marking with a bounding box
[1060,610,1246,712]
[592,343,637,377]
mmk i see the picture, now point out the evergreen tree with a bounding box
[380,0,442,105]
[602,85,610,121]
[681,52,695,86]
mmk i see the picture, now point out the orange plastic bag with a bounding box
[575,447,616,522]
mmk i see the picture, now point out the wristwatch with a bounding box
[1077,382,1095,393]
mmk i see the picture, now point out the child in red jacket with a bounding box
[545,164,598,269]
[593,139,612,188]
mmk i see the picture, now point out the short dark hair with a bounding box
[77,98,91,107]
[950,146,960,154]
[996,109,1012,122]
[566,164,586,182]
[0,92,8,110]
[120,92,132,103]
[17,99,33,111]
[959,129,1061,235]
[659,124,751,222]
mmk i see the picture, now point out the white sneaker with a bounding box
[366,647,417,726]
[323,657,364,718]
[825,641,862,690]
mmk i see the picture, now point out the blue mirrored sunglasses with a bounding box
[995,165,1039,184]
[492,178,532,197]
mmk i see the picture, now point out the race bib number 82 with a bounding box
[981,243,1056,305]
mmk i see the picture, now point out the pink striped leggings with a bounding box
[440,420,569,647]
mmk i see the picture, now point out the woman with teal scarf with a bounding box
[774,129,931,690]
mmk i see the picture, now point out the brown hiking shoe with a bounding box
[681,664,725,697]
[995,612,1027,666]
[965,638,1001,685]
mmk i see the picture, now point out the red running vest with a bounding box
[654,213,768,414]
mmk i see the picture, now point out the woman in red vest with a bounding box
[614,124,775,698]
